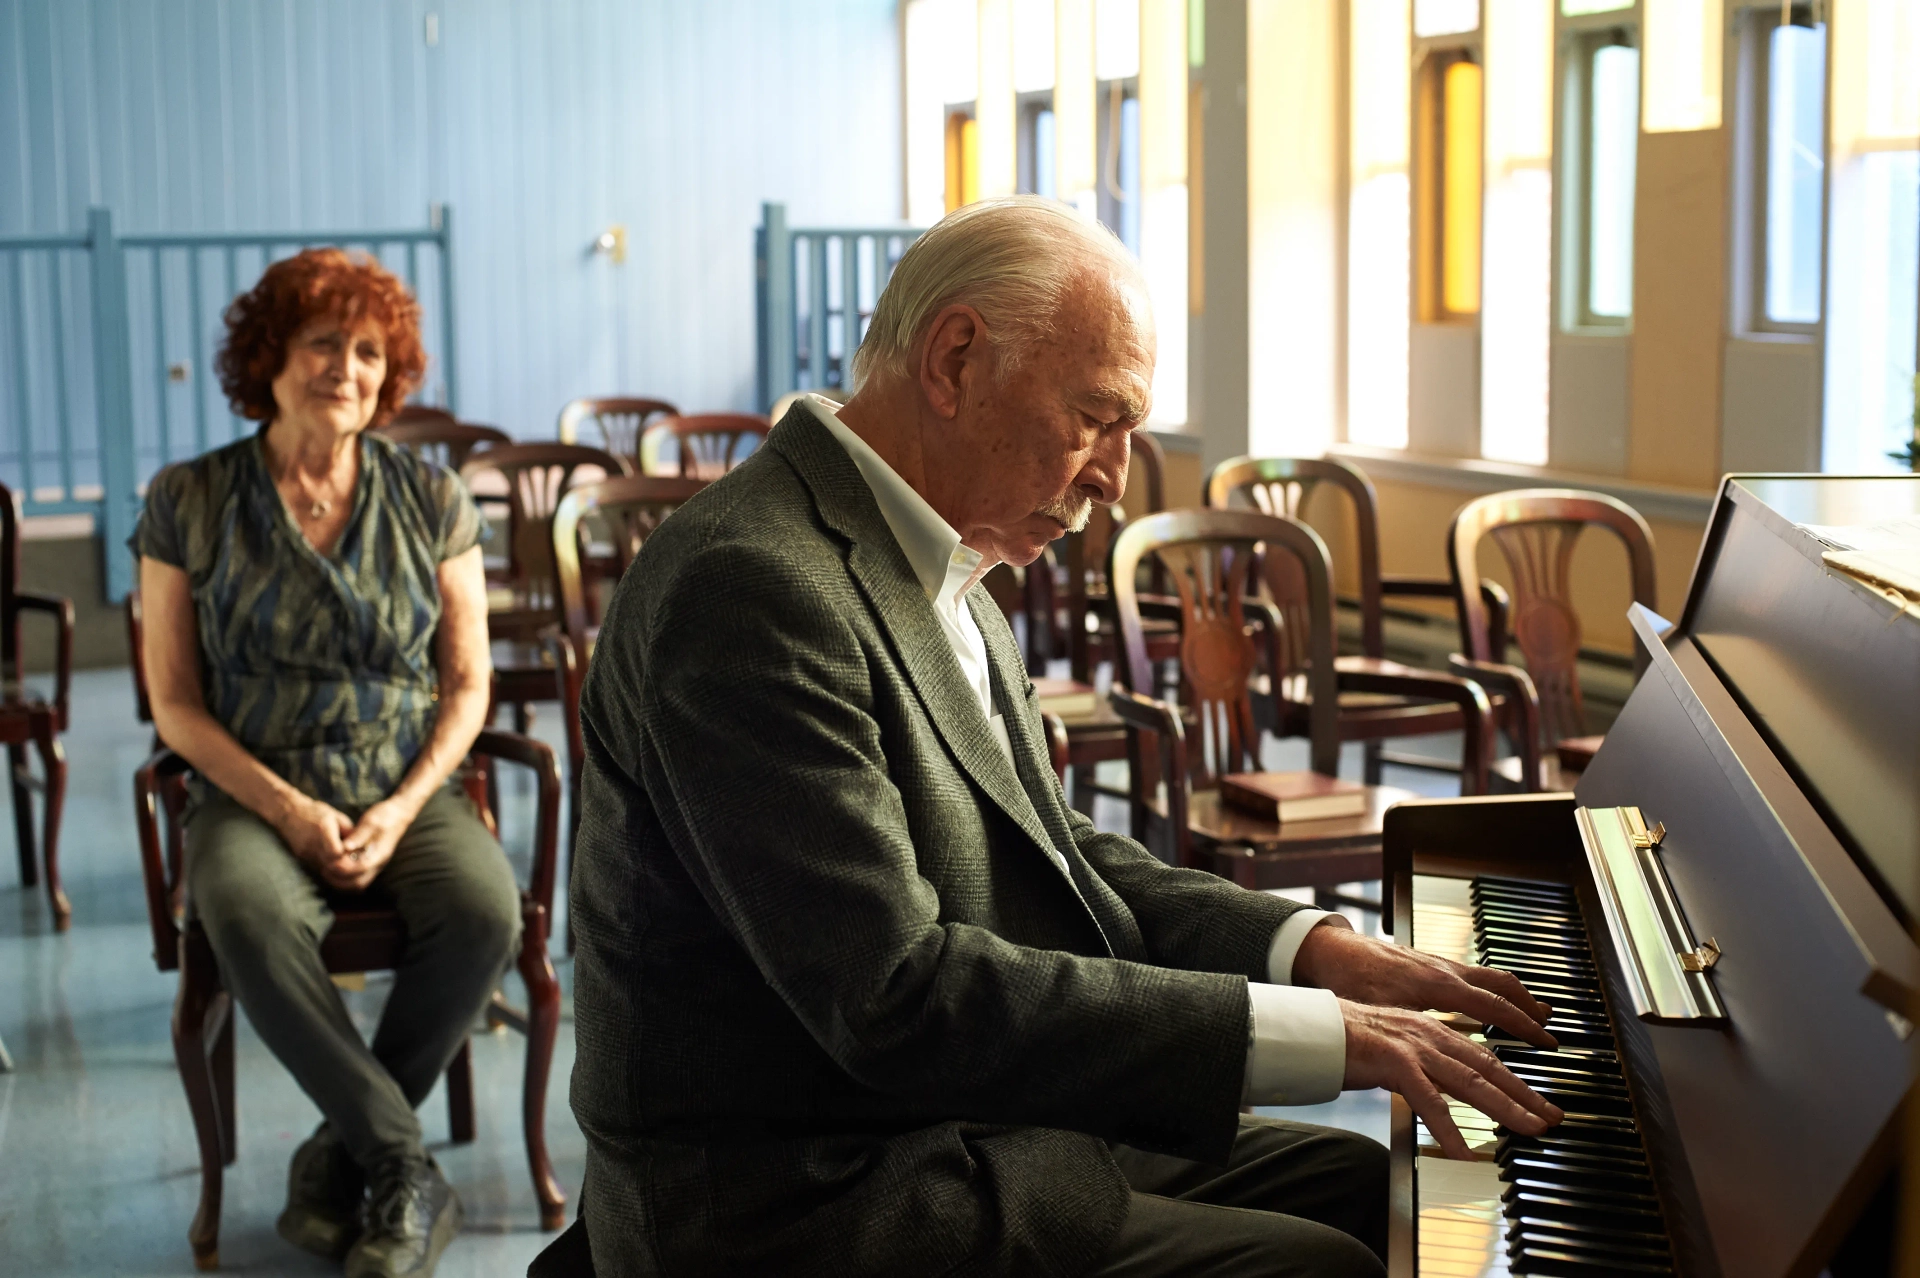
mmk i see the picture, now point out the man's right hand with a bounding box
[1339,999,1564,1160]
[276,795,356,877]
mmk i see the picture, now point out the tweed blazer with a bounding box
[565,407,1308,1277]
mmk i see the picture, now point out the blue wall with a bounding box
[0,0,903,436]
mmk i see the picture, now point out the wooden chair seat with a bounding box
[134,733,568,1269]
[1184,786,1422,891]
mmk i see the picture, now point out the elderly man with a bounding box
[538,198,1561,1278]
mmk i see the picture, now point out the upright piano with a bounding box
[1385,475,1920,1278]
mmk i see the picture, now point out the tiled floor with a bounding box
[0,669,1462,1274]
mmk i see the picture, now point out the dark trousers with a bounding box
[186,787,522,1173]
[1090,1114,1390,1277]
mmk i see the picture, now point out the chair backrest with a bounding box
[1109,509,1340,784]
[1206,455,1388,657]
[650,413,772,480]
[556,397,680,464]
[389,403,459,428]
[1448,488,1657,743]
[1034,431,1169,678]
[460,444,632,616]
[372,419,512,472]
[550,475,708,659]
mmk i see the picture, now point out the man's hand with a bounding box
[1293,920,1558,1048]
[1295,920,1566,1158]
[1340,999,1563,1159]
[328,797,418,891]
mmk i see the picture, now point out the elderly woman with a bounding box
[134,248,517,1278]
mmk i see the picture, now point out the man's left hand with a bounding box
[1292,919,1558,1050]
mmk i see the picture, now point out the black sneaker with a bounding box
[275,1124,366,1260]
[345,1155,463,1278]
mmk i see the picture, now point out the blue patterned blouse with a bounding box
[131,428,487,814]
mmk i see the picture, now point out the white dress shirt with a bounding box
[803,395,1346,1106]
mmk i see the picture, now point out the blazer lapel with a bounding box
[769,411,1066,872]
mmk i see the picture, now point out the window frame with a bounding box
[1412,35,1484,324]
[1731,3,1830,338]
[1094,75,1142,256]
[1015,90,1056,197]
[943,102,979,212]
[1558,19,1641,332]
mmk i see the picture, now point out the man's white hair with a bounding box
[849,195,1139,392]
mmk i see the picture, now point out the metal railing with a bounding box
[755,202,923,411]
[0,207,456,600]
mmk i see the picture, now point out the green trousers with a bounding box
[186,787,522,1173]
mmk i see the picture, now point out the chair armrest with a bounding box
[1108,687,1192,865]
[1041,712,1069,782]
[470,729,564,918]
[15,590,73,730]
[542,629,584,784]
[1336,661,1495,795]
[1448,655,1545,792]
[133,747,192,970]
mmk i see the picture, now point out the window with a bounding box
[1763,17,1826,324]
[1562,28,1639,327]
[945,108,980,212]
[1096,79,1141,256]
[1017,93,1057,196]
[1735,7,1827,333]
[1416,50,1483,320]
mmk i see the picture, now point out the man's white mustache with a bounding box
[1036,490,1093,533]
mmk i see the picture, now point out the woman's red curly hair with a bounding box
[215,247,428,426]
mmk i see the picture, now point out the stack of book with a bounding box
[1217,771,1368,824]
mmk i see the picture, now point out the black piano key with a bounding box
[1510,1242,1674,1275]
[1498,1142,1652,1178]
[1503,1188,1667,1232]
[1500,1154,1657,1195]
[1494,1057,1626,1085]
[1504,1173,1662,1213]
[1488,1024,1617,1050]
[1507,1214,1672,1251]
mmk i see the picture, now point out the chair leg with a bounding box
[1363,740,1384,787]
[173,976,226,1271]
[517,931,567,1230]
[446,1039,476,1145]
[33,723,68,930]
[8,742,33,889]
[212,1001,237,1166]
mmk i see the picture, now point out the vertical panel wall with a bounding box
[0,0,902,435]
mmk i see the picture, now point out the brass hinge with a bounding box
[1679,937,1722,972]
[1630,819,1667,850]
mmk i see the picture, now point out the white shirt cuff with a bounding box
[1243,983,1346,1106]
[1265,908,1351,985]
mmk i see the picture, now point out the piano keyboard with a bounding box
[1409,875,1676,1276]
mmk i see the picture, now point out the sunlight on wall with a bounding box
[1823,0,1920,472]
[978,0,1018,198]
[1643,0,1721,132]
[906,0,978,223]
[1055,0,1098,216]
[1348,0,1411,448]
[1248,0,1342,459]
[1480,0,1553,465]
[1138,0,1187,426]
[1013,0,1056,93]
[1095,0,1140,82]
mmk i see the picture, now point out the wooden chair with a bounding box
[371,418,512,472]
[556,397,680,469]
[133,732,568,1269]
[0,481,72,930]
[1447,488,1656,792]
[645,413,771,480]
[388,404,460,430]
[1106,509,1493,902]
[1020,434,1180,813]
[1206,455,1514,785]
[458,444,633,732]
[548,475,707,873]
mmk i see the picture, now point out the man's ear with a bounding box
[917,304,985,420]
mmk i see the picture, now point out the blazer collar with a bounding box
[767,408,1064,872]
